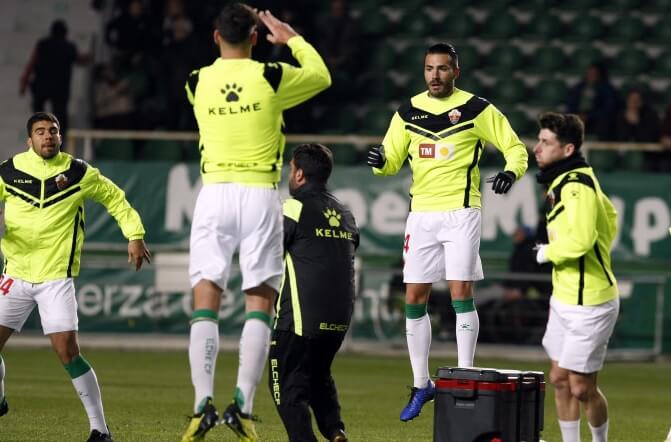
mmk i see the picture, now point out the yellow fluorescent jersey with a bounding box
[544,168,618,306]
[185,36,331,186]
[374,88,528,211]
[0,149,145,283]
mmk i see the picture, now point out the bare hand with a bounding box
[258,10,298,45]
[128,239,151,271]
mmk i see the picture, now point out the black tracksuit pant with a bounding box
[269,330,346,442]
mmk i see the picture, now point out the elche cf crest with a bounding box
[448,109,461,124]
[55,173,69,190]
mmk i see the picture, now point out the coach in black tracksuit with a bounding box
[269,143,359,442]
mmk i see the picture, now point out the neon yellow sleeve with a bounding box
[83,166,146,240]
[545,182,598,264]
[276,36,331,110]
[476,105,528,179]
[374,112,410,176]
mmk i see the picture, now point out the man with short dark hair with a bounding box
[0,112,151,442]
[182,4,330,441]
[366,42,528,422]
[534,112,619,442]
[269,144,357,442]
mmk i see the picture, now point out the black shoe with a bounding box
[86,427,114,442]
[221,402,259,441]
[0,397,8,417]
[181,397,219,442]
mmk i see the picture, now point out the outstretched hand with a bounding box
[258,10,298,45]
[128,239,152,271]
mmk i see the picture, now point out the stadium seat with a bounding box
[528,78,568,107]
[640,0,671,11]
[400,11,435,37]
[141,140,184,161]
[606,16,646,43]
[527,46,566,74]
[562,15,604,42]
[456,44,480,71]
[558,0,604,10]
[359,11,391,36]
[601,0,641,10]
[610,48,650,76]
[484,45,525,74]
[648,16,671,43]
[456,75,486,97]
[651,51,671,78]
[523,13,563,41]
[479,11,521,40]
[491,78,528,105]
[363,105,395,136]
[505,109,535,137]
[441,13,477,39]
[566,46,604,74]
[95,139,135,161]
[369,44,398,71]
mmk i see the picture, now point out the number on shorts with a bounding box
[0,274,14,296]
[403,234,410,253]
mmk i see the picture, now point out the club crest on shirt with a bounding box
[448,109,461,124]
[55,173,69,190]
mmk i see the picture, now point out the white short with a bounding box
[189,183,283,292]
[402,208,484,283]
[542,295,619,373]
[0,276,78,334]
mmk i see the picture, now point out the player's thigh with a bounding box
[558,298,619,373]
[403,212,445,283]
[34,278,78,335]
[440,208,483,281]
[238,187,283,292]
[189,184,239,290]
[0,276,36,333]
[269,330,310,401]
[542,296,567,363]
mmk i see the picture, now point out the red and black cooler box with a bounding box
[433,367,545,442]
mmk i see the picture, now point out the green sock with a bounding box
[405,303,428,319]
[452,298,476,313]
[64,355,92,379]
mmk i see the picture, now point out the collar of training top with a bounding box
[536,152,589,185]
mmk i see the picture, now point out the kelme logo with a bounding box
[221,83,242,102]
[323,208,341,227]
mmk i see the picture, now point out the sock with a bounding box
[235,311,272,414]
[0,354,5,402]
[405,303,431,389]
[189,309,219,414]
[65,355,107,433]
[559,419,581,442]
[453,299,479,367]
[589,420,608,442]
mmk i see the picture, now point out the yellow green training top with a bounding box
[0,149,145,283]
[373,88,528,211]
[544,167,618,305]
[185,36,331,186]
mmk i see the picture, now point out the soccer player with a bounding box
[534,112,619,442]
[181,4,331,441]
[0,112,151,442]
[270,144,358,442]
[366,43,528,422]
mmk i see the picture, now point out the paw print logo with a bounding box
[323,208,341,227]
[221,83,243,102]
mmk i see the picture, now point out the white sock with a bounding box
[559,419,581,442]
[406,314,432,388]
[72,368,107,433]
[455,310,479,367]
[189,320,219,413]
[589,420,608,442]
[236,318,271,414]
[0,355,5,401]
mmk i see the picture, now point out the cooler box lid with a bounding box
[435,367,522,382]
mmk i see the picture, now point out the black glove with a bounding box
[487,171,516,194]
[366,144,386,169]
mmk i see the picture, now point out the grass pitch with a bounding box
[0,348,669,441]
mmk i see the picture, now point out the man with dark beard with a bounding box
[270,143,358,442]
[366,43,528,422]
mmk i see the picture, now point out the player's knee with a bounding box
[56,347,80,364]
[549,369,568,389]
[569,382,591,402]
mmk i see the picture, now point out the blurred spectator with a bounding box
[160,15,200,130]
[19,20,91,138]
[566,61,620,141]
[92,63,135,129]
[615,88,660,142]
[105,0,158,63]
